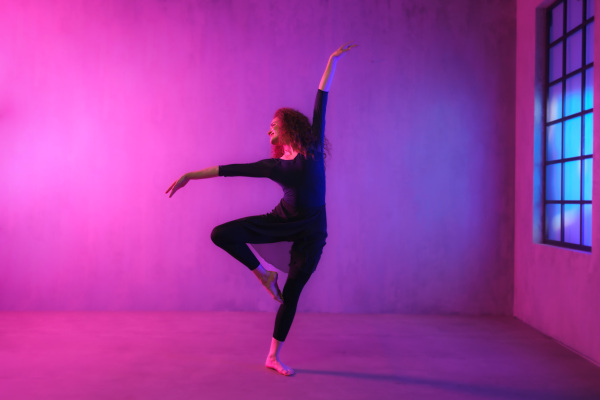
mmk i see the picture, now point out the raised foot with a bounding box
[262,271,283,304]
[265,356,295,376]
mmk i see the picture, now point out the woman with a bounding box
[166,43,356,376]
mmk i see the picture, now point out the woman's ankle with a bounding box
[252,264,268,281]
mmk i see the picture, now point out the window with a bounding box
[544,0,594,250]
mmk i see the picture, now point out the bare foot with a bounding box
[261,271,283,304]
[265,356,295,376]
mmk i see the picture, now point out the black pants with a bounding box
[211,212,326,341]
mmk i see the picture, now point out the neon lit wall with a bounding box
[0,0,516,313]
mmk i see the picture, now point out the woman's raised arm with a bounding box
[318,43,357,92]
[166,166,219,198]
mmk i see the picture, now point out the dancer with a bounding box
[166,43,356,376]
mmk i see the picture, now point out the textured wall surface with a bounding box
[515,0,600,364]
[0,0,515,313]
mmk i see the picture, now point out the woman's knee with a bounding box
[210,224,227,247]
[282,271,311,306]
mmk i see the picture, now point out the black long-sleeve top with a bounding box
[219,90,328,220]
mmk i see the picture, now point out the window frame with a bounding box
[542,0,594,251]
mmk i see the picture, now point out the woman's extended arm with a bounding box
[166,166,219,198]
[318,43,357,92]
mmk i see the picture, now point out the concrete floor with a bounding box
[1,313,600,400]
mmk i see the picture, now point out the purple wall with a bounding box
[515,0,600,365]
[0,0,516,313]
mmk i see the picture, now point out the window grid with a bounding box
[543,0,594,251]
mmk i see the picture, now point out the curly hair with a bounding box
[271,108,329,159]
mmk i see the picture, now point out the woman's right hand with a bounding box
[319,42,357,92]
[166,174,190,198]
[330,42,358,61]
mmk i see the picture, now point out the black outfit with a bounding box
[211,89,328,341]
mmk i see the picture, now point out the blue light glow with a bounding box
[564,117,581,158]
[584,113,593,155]
[563,161,581,201]
[547,82,563,122]
[585,68,593,110]
[564,204,581,244]
[583,158,593,201]
[546,122,562,161]
[583,204,592,246]
[546,164,562,200]
[546,204,562,241]
[565,73,582,116]
[544,0,594,248]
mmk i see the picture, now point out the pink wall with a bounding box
[0,0,516,313]
[515,0,600,364]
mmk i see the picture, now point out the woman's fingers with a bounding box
[340,43,358,52]
[169,182,181,198]
[166,179,182,197]
[346,43,358,51]
[166,181,176,194]
[167,177,189,198]
[332,42,357,58]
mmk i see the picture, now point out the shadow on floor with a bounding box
[296,369,597,400]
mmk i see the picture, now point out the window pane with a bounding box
[550,42,564,81]
[567,29,583,73]
[567,0,583,31]
[564,204,581,244]
[548,82,563,122]
[585,67,593,110]
[547,163,562,200]
[564,117,582,158]
[583,158,593,200]
[551,3,565,42]
[586,22,594,65]
[584,112,594,155]
[587,0,595,19]
[583,204,592,246]
[546,204,562,241]
[547,122,563,161]
[565,73,582,116]
[564,160,581,200]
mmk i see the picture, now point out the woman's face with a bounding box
[268,117,283,145]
